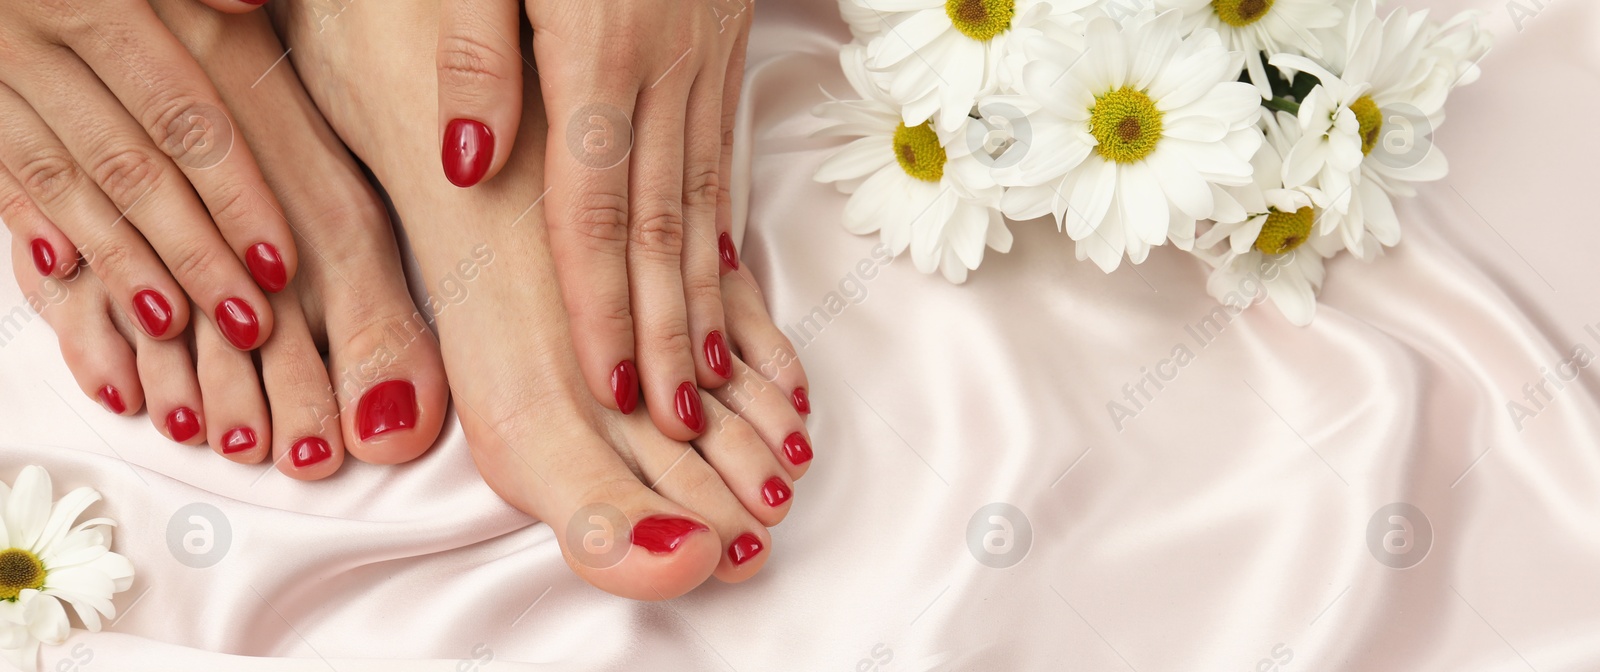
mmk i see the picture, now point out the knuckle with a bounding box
[437,33,511,89]
[88,146,163,208]
[683,271,722,305]
[682,164,721,209]
[630,207,684,257]
[210,186,263,226]
[17,150,83,206]
[167,237,226,285]
[85,239,133,279]
[144,92,213,154]
[566,191,630,252]
[642,317,692,357]
[0,188,39,226]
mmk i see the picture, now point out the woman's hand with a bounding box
[0,0,293,350]
[436,0,752,440]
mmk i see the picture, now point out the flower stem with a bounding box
[1262,97,1301,115]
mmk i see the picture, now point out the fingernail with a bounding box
[291,437,332,468]
[29,239,54,276]
[719,232,739,271]
[783,432,813,466]
[222,427,258,454]
[133,289,173,338]
[631,515,707,554]
[792,387,810,415]
[215,298,260,349]
[704,331,732,380]
[97,385,125,415]
[761,477,792,508]
[611,360,638,414]
[675,381,705,433]
[357,380,418,440]
[442,119,493,188]
[166,407,201,443]
[245,242,288,293]
[727,532,763,566]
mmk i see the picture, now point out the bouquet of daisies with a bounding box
[814,0,1489,324]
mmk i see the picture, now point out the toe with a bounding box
[195,312,270,463]
[325,281,448,466]
[694,391,796,528]
[132,325,207,446]
[258,292,345,480]
[709,356,814,480]
[721,266,810,419]
[12,240,144,416]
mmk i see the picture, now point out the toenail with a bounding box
[611,360,639,415]
[30,239,54,276]
[291,437,332,468]
[674,382,705,433]
[214,298,261,350]
[96,385,126,415]
[442,119,494,188]
[727,533,763,566]
[783,432,813,466]
[791,387,810,415]
[132,290,173,338]
[245,242,288,293]
[630,516,707,555]
[222,427,258,454]
[761,477,792,508]
[357,380,418,440]
[166,407,201,443]
[718,232,739,271]
[704,331,732,380]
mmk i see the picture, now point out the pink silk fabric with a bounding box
[3,0,1599,669]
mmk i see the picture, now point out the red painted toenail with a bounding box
[166,407,201,443]
[761,477,792,508]
[442,119,494,188]
[30,239,54,276]
[791,387,810,415]
[611,360,639,415]
[97,385,125,415]
[222,427,257,454]
[357,380,417,440]
[245,242,288,293]
[214,298,260,350]
[704,331,732,380]
[727,533,763,566]
[133,290,173,338]
[783,432,813,466]
[631,516,707,554]
[718,232,739,271]
[291,437,332,467]
[675,382,705,433]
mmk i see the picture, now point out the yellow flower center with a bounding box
[1254,206,1316,255]
[893,121,947,183]
[1350,95,1383,156]
[1212,0,1276,27]
[945,0,1015,41]
[1090,87,1164,164]
[0,548,46,601]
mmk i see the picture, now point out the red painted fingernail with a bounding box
[245,242,287,293]
[222,427,257,454]
[704,331,732,380]
[783,432,813,466]
[631,515,707,554]
[97,385,126,415]
[761,477,792,508]
[357,380,417,440]
[291,437,332,467]
[242,0,268,5]
[215,298,260,349]
[30,239,54,276]
[442,119,493,188]
[166,407,201,442]
[792,387,810,415]
[611,360,638,414]
[133,290,173,338]
[727,533,763,566]
[719,232,739,271]
[675,381,705,433]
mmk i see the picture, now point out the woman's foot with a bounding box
[5,3,450,479]
[273,0,813,597]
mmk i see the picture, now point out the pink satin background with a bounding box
[2,0,1599,669]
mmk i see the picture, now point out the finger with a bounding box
[628,81,703,440]
[437,0,524,187]
[0,156,77,279]
[189,0,269,15]
[59,3,299,296]
[0,80,191,343]
[681,65,731,389]
[7,53,275,351]
[714,12,750,265]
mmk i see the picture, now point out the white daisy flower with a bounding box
[1155,0,1343,99]
[0,466,134,672]
[848,0,1095,132]
[995,11,1261,272]
[1199,232,1338,325]
[814,45,1014,283]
